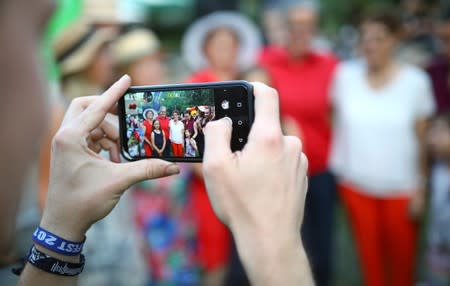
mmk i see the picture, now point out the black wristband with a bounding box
[26,245,85,276]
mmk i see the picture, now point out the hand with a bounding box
[202,83,311,285]
[40,75,180,242]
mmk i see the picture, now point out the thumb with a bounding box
[203,117,233,161]
[114,159,180,190]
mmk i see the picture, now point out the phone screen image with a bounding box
[124,88,215,160]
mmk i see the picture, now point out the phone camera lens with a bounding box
[221,100,230,110]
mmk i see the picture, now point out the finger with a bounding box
[113,159,180,191]
[91,138,120,163]
[63,98,119,129]
[299,152,309,175]
[78,75,130,134]
[203,117,233,162]
[250,82,282,134]
[62,96,98,126]
[87,116,120,144]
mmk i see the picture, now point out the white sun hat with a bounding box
[181,11,262,72]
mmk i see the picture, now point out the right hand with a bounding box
[202,82,308,247]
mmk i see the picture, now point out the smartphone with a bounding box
[118,80,254,162]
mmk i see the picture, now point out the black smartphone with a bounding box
[118,80,254,162]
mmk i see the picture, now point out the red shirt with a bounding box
[187,69,219,83]
[259,47,338,175]
[157,115,170,139]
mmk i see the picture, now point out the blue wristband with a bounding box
[32,227,85,256]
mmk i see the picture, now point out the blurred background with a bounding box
[2,0,450,285]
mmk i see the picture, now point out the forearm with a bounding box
[233,229,314,286]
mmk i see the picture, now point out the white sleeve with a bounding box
[414,70,436,118]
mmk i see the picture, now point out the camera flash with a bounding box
[221,100,230,110]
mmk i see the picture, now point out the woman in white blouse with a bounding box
[330,9,435,286]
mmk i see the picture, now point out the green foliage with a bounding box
[158,89,214,114]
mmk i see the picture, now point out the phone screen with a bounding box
[124,88,216,159]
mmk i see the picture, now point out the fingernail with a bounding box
[165,164,180,176]
[121,74,130,81]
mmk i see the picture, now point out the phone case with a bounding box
[118,80,254,162]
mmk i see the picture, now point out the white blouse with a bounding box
[330,59,435,197]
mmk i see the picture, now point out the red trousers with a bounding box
[339,183,418,286]
[171,143,184,157]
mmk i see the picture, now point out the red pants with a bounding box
[171,143,184,157]
[339,183,417,286]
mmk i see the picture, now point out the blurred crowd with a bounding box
[2,0,450,285]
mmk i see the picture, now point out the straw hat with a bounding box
[112,29,161,67]
[53,20,116,77]
[181,11,262,71]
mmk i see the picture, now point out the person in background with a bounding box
[157,106,171,157]
[427,6,450,114]
[169,111,185,157]
[398,0,437,67]
[330,8,435,286]
[113,28,166,86]
[258,1,338,285]
[185,129,198,158]
[425,113,450,285]
[53,20,116,102]
[142,109,155,157]
[183,111,197,136]
[151,119,166,158]
[182,11,262,286]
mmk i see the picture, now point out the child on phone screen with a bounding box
[185,129,198,157]
[151,120,166,157]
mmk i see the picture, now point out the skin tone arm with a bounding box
[18,76,181,286]
[142,124,152,148]
[161,130,166,152]
[191,138,198,151]
[202,83,314,286]
[409,117,430,219]
[181,127,185,144]
[144,137,152,148]
[193,121,198,138]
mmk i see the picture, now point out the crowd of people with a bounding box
[126,102,214,159]
[2,0,450,285]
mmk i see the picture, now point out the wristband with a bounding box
[32,226,85,256]
[26,245,85,276]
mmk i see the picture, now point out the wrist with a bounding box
[34,244,81,264]
[40,213,86,244]
[232,224,304,271]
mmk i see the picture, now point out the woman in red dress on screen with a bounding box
[182,11,261,284]
[142,109,154,157]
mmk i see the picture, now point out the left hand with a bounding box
[40,75,180,242]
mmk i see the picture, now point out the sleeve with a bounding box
[414,69,436,118]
